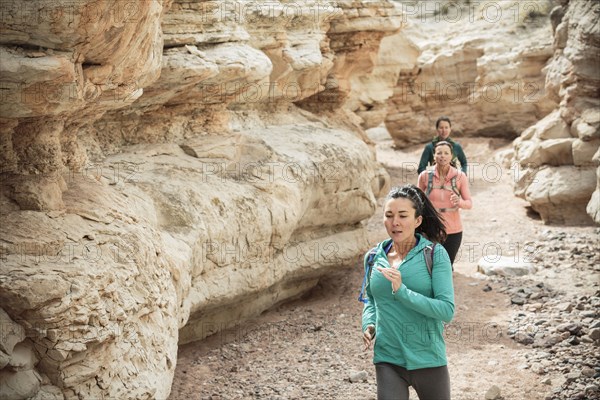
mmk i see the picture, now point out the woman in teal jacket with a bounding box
[361,184,454,400]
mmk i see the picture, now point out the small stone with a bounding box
[566,371,581,382]
[560,331,571,340]
[580,310,597,318]
[581,367,595,378]
[527,302,543,311]
[512,297,526,306]
[514,332,534,345]
[580,335,594,343]
[349,370,368,383]
[484,385,501,400]
[585,384,599,394]
[531,363,546,374]
[567,336,580,345]
[530,292,544,300]
[542,334,563,348]
[557,302,573,312]
[588,328,600,341]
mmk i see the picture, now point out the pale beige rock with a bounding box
[535,110,571,140]
[0,309,25,355]
[0,352,9,370]
[573,139,600,166]
[0,0,168,119]
[523,166,597,225]
[7,342,37,372]
[538,138,575,166]
[351,29,417,129]
[514,138,544,167]
[0,369,41,400]
[296,0,403,114]
[1,119,382,398]
[514,137,574,167]
[29,385,64,400]
[571,118,598,140]
[587,149,600,224]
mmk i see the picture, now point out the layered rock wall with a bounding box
[0,0,400,398]
[513,0,600,224]
[384,0,558,144]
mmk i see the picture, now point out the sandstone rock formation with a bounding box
[379,0,599,226]
[513,0,600,225]
[0,0,400,398]
[384,0,558,144]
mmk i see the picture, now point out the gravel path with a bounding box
[169,138,599,400]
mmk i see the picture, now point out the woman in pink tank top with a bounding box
[417,141,472,266]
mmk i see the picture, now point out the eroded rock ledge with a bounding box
[0,0,399,398]
[512,0,600,225]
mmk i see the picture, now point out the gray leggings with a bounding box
[375,363,451,400]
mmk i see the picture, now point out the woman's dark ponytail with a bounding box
[386,185,447,243]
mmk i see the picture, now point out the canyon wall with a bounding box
[1,0,597,398]
[513,0,600,224]
[381,0,598,225]
[384,0,558,144]
[0,1,401,398]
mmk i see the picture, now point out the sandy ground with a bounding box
[169,137,594,400]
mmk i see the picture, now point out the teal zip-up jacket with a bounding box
[361,234,455,370]
[417,137,468,174]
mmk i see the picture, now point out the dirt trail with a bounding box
[169,137,590,400]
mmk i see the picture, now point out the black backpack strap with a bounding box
[450,175,460,197]
[423,243,437,296]
[358,247,378,303]
[426,170,434,196]
[423,243,436,276]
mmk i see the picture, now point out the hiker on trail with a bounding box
[417,116,468,174]
[360,185,454,400]
[418,140,472,266]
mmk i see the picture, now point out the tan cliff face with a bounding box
[0,1,399,399]
[383,0,559,144]
[513,0,600,225]
[379,0,598,225]
[1,0,597,398]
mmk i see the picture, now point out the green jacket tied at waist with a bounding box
[418,137,468,174]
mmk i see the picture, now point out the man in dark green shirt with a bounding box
[417,117,468,174]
